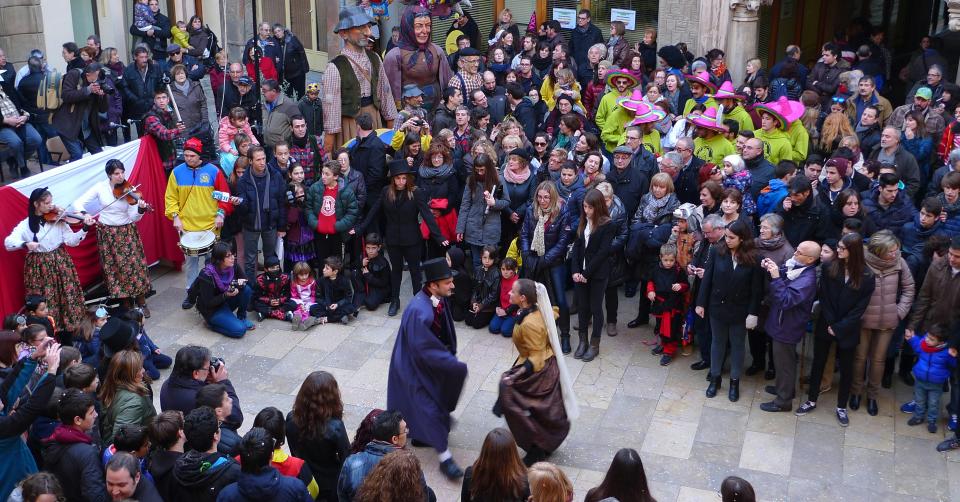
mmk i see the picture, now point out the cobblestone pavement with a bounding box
[144,266,960,502]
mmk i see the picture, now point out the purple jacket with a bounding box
[764,264,818,344]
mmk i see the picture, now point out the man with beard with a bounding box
[384,6,453,113]
[741,137,776,203]
[322,7,397,152]
[386,258,468,480]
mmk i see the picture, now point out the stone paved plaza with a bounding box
[143,266,960,502]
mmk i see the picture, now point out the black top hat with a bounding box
[422,257,453,283]
[100,317,138,359]
[388,158,415,178]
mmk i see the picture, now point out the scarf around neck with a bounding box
[504,164,531,184]
[641,193,671,223]
[203,263,235,292]
[532,205,554,256]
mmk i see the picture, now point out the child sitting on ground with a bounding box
[125,309,171,381]
[290,261,326,330]
[23,295,55,342]
[906,324,957,433]
[489,257,519,337]
[647,244,689,366]
[357,233,391,311]
[253,255,293,322]
[466,246,501,329]
[75,307,109,367]
[320,256,358,324]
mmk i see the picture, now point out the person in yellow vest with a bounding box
[683,71,717,116]
[595,69,639,152]
[754,97,800,166]
[691,107,735,165]
[628,106,666,156]
[714,81,753,132]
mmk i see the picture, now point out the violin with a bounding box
[113,181,153,212]
[41,207,86,225]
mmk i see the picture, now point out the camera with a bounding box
[95,78,116,95]
[210,357,224,371]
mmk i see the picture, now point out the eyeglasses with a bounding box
[534,141,548,146]
[836,244,848,250]
[626,135,641,141]
[199,366,211,373]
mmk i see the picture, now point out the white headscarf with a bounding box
[535,281,580,421]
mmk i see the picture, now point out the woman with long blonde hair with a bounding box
[819,108,856,154]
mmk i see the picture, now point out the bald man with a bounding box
[760,241,821,413]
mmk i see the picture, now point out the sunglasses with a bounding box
[534,141,547,146]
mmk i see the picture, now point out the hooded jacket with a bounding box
[171,450,241,501]
[861,253,915,330]
[217,466,312,502]
[908,336,957,384]
[901,215,947,279]
[42,426,109,502]
[147,449,182,501]
[757,178,789,216]
[861,187,917,239]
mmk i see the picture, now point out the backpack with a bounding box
[37,69,64,112]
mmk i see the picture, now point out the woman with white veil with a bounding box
[496,278,579,466]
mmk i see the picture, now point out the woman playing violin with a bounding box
[74,159,154,316]
[4,187,95,336]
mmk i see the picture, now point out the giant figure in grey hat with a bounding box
[321,6,397,151]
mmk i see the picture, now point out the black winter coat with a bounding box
[349,132,389,198]
[298,96,323,138]
[861,187,917,240]
[605,164,651,219]
[471,265,500,311]
[129,12,170,61]
[147,449,182,502]
[276,31,310,79]
[170,450,241,502]
[675,156,705,205]
[159,375,244,427]
[285,414,350,498]
[696,247,764,324]
[360,187,444,247]
[815,263,876,348]
[42,433,109,502]
[190,264,248,320]
[775,195,829,247]
[120,62,162,120]
[235,166,288,231]
[52,69,108,143]
[571,221,616,281]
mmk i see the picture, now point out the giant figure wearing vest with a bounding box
[322,7,398,150]
[383,5,453,113]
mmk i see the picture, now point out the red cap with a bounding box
[184,137,203,154]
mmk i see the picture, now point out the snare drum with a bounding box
[178,230,216,256]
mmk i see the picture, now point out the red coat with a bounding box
[938,120,958,165]
[247,58,278,82]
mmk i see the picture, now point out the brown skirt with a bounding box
[24,247,86,331]
[97,223,151,298]
[335,104,383,147]
[499,356,570,453]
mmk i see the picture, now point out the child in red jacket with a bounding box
[647,244,689,366]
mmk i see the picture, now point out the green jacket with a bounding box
[305,181,360,236]
[726,105,754,132]
[787,120,809,163]
[100,389,156,447]
[755,128,793,166]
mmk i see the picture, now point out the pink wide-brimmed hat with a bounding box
[684,71,718,93]
[617,89,651,114]
[754,96,805,129]
[713,81,744,100]
[630,108,667,126]
[690,106,728,132]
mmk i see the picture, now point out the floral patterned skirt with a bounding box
[97,223,151,298]
[24,247,86,331]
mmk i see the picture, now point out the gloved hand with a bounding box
[745,315,758,330]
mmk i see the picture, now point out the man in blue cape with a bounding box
[386,257,468,480]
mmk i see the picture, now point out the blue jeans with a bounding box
[60,133,103,162]
[469,244,484,271]
[183,254,210,290]
[32,121,58,165]
[207,285,253,338]
[914,378,944,425]
[489,313,516,337]
[0,124,41,168]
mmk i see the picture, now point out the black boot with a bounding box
[881,356,895,388]
[560,334,572,355]
[574,333,588,359]
[582,337,600,362]
[522,445,548,467]
[706,375,721,398]
[387,299,400,317]
[728,378,740,402]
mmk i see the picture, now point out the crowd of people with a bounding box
[2,0,960,500]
